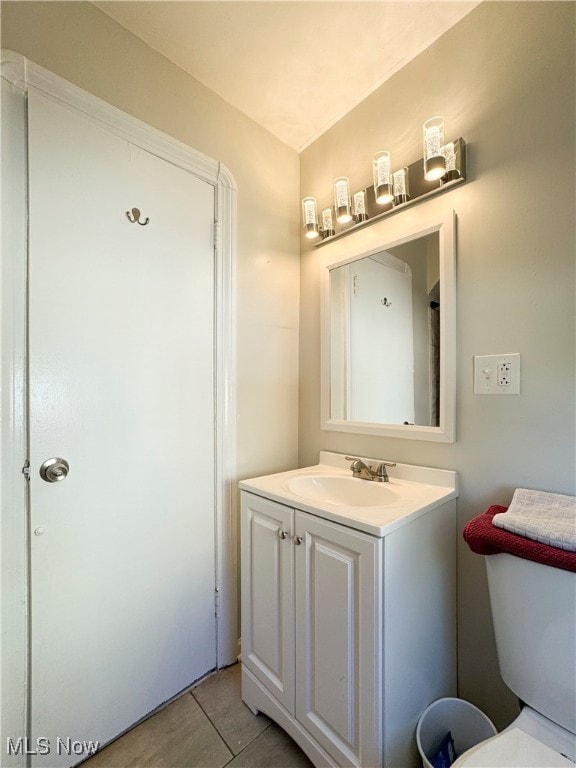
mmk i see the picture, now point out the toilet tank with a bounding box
[486,553,576,735]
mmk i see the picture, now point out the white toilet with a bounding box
[454,552,576,767]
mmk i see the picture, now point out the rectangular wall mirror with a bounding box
[320,208,456,442]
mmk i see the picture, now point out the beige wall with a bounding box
[1,0,301,482]
[300,1,575,728]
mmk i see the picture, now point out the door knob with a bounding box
[294,535,303,545]
[40,457,70,483]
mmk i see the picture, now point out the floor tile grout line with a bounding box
[190,682,272,764]
[187,689,235,765]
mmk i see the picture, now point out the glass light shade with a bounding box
[302,197,319,239]
[333,177,352,224]
[393,168,410,205]
[373,151,394,204]
[353,190,368,222]
[423,116,446,181]
[441,142,460,182]
[321,207,335,238]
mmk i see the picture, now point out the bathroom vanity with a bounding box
[240,451,458,768]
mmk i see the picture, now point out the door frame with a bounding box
[1,50,237,767]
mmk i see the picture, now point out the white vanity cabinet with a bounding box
[240,465,457,768]
[241,491,382,768]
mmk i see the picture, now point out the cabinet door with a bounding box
[295,511,383,768]
[241,492,295,713]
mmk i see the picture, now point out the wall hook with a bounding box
[126,207,150,226]
[381,297,392,307]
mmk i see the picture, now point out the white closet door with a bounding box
[27,89,216,766]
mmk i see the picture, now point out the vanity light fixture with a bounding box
[301,119,466,244]
[373,151,394,204]
[423,116,446,181]
[393,168,410,205]
[334,177,353,224]
[302,196,319,239]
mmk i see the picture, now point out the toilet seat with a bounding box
[453,727,575,767]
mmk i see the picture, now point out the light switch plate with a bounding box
[474,353,521,395]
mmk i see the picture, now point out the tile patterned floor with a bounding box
[83,664,314,768]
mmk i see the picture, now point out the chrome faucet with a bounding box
[345,456,396,483]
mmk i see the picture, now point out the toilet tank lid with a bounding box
[463,506,576,573]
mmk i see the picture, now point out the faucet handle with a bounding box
[375,461,396,481]
[344,456,368,474]
[376,461,396,473]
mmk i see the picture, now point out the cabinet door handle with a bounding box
[294,535,303,545]
[278,530,288,540]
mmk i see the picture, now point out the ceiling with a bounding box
[94,1,481,152]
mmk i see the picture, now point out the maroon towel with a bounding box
[463,505,576,573]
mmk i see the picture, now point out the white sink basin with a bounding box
[240,452,458,537]
[286,475,398,507]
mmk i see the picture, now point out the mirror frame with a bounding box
[320,206,456,442]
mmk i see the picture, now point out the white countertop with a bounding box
[240,451,458,537]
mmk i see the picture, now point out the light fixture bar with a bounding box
[312,137,466,246]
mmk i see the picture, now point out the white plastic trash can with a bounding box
[416,697,497,768]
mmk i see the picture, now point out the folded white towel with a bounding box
[493,488,576,552]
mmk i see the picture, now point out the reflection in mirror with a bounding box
[329,233,440,427]
[320,209,455,442]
